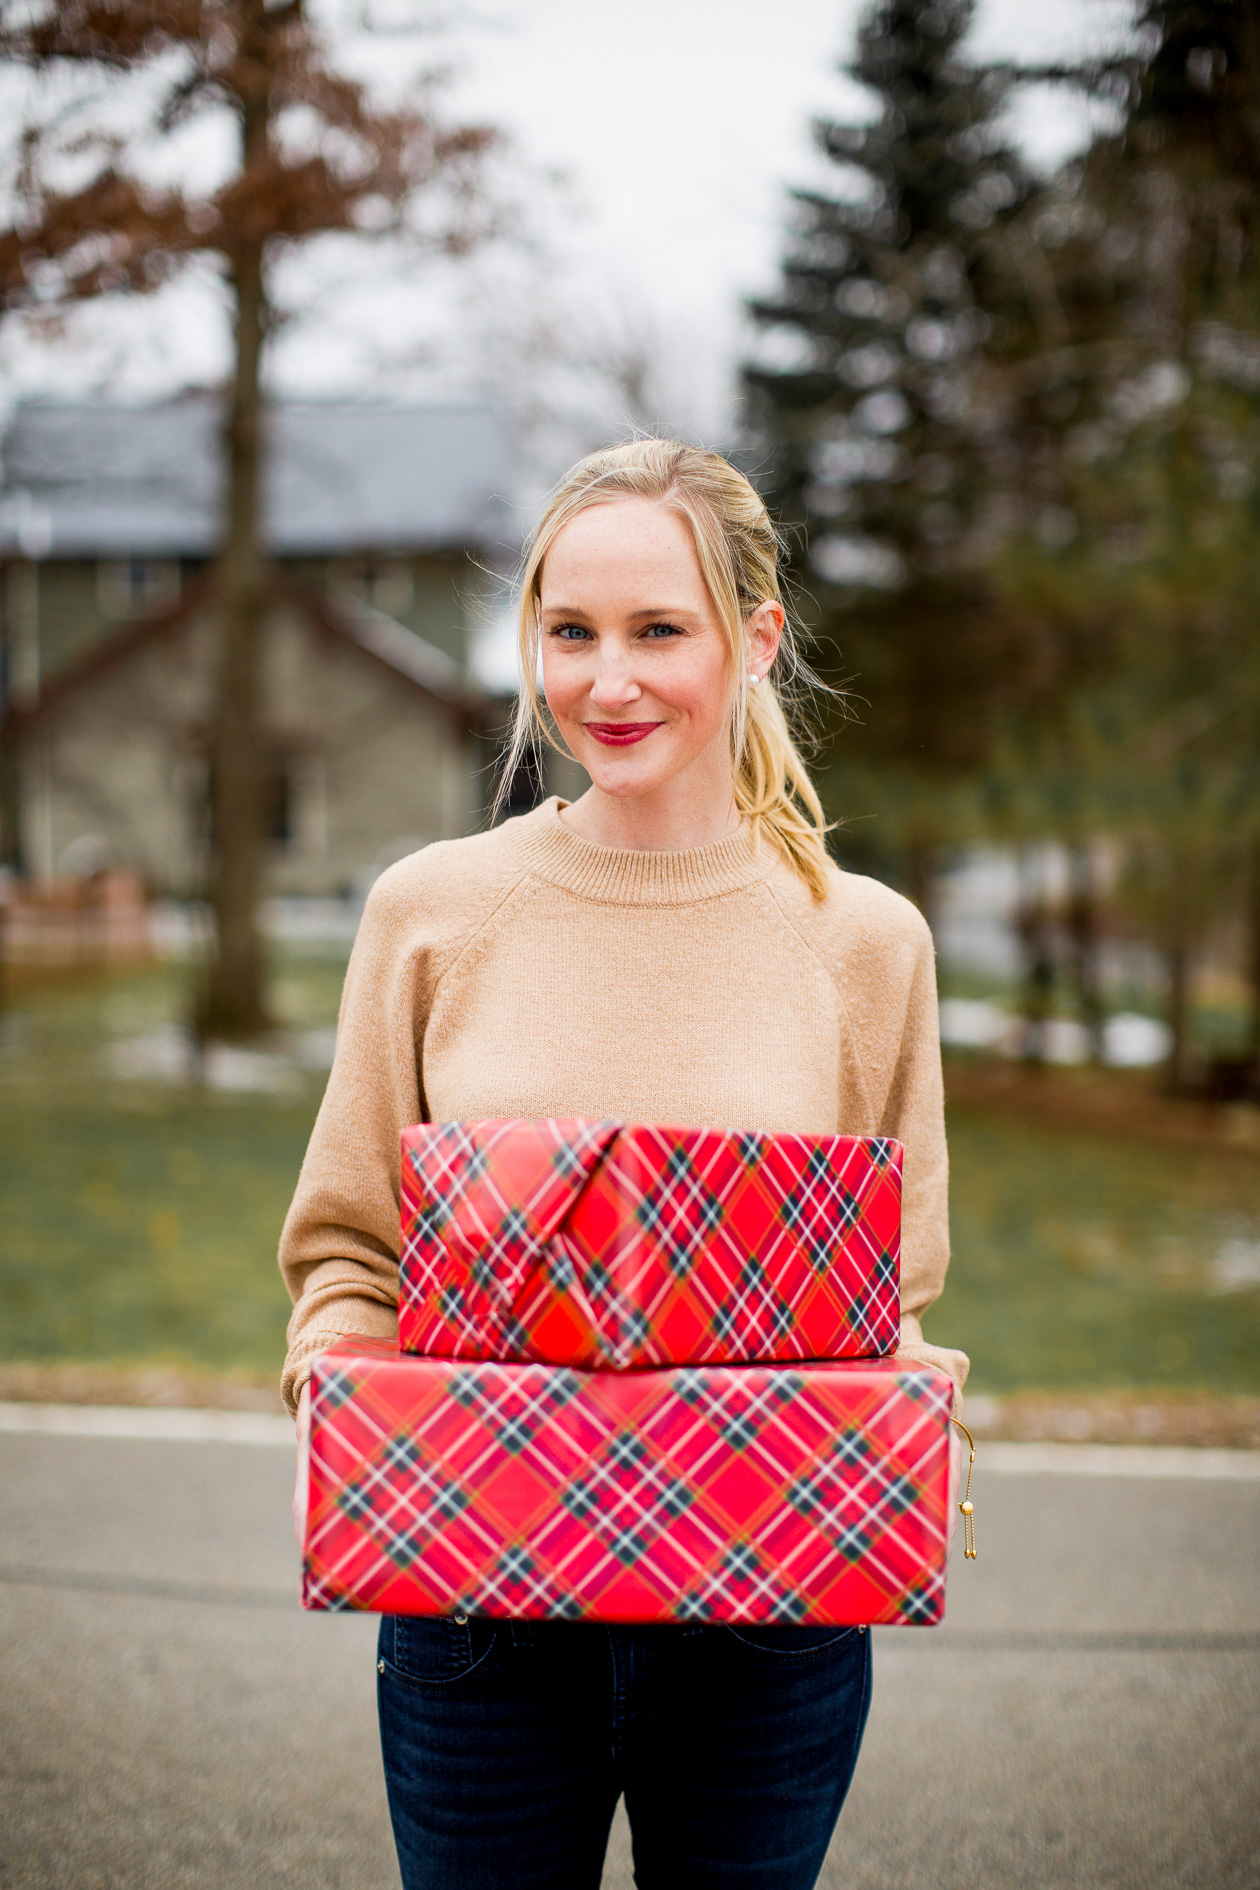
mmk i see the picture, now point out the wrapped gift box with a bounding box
[399,1118,902,1370]
[303,1338,951,1627]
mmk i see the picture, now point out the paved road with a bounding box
[1,1421,1257,1890]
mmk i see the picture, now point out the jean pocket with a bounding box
[381,1612,498,1686]
[722,1623,861,1661]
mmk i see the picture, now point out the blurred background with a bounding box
[0,0,1257,1445]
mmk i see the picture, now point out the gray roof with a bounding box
[0,396,513,559]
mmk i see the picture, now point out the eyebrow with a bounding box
[540,604,701,620]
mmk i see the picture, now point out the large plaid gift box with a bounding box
[302,1338,952,1626]
[398,1119,902,1370]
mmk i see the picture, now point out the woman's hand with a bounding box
[893,1338,970,1418]
[292,1380,311,1550]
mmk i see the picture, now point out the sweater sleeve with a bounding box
[879,920,970,1407]
[277,875,429,1415]
[881,919,949,1325]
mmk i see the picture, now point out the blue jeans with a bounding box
[377,1614,872,1890]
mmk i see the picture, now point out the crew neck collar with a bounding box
[509,797,770,906]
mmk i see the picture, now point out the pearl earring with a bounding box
[749,670,760,687]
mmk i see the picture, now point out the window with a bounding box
[206,755,318,857]
[97,559,181,619]
[266,755,327,856]
[502,745,545,821]
[343,560,414,616]
[266,763,292,847]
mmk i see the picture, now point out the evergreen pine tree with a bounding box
[1003,0,1260,1087]
[744,0,1034,907]
[1109,0,1260,1090]
[1131,0,1260,192]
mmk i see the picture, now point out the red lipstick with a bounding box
[584,722,662,746]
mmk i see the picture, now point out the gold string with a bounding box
[952,1417,977,1561]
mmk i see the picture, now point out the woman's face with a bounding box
[538,498,778,810]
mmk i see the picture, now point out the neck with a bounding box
[559,771,741,853]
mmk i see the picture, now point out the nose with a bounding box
[588,641,642,710]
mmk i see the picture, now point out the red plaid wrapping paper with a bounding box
[398,1119,902,1370]
[302,1338,952,1627]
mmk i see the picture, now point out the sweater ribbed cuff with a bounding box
[280,1330,350,1418]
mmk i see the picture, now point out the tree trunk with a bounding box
[0,564,25,875]
[0,713,16,1018]
[1247,839,1260,1095]
[1067,842,1105,1062]
[1165,933,1194,1097]
[198,90,271,1041]
[905,835,937,937]
[1016,846,1054,1064]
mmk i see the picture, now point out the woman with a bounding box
[280,439,968,1890]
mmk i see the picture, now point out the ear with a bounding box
[746,600,785,679]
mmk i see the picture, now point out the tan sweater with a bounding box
[279,798,967,1414]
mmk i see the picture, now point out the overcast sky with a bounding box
[0,0,1133,424]
[441,0,1128,328]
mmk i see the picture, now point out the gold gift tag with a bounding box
[952,1418,977,1561]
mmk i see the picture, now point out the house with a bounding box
[0,396,517,899]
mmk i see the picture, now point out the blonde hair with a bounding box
[496,438,834,898]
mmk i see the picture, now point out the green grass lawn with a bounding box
[925,1108,1260,1393]
[2,1089,313,1373]
[1,960,1257,1393]
[0,959,329,1379]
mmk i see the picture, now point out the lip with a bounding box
[583,722,663,747]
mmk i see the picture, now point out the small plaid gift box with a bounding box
[398,1119,902,1370]
[302,1338,952,1626]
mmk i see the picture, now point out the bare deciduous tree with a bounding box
[0,0,496,1036]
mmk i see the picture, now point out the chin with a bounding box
[565,735,666,796]
[585,760,666,799]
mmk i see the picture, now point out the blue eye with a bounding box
[552,624,593,641]
[644,622,684,639]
